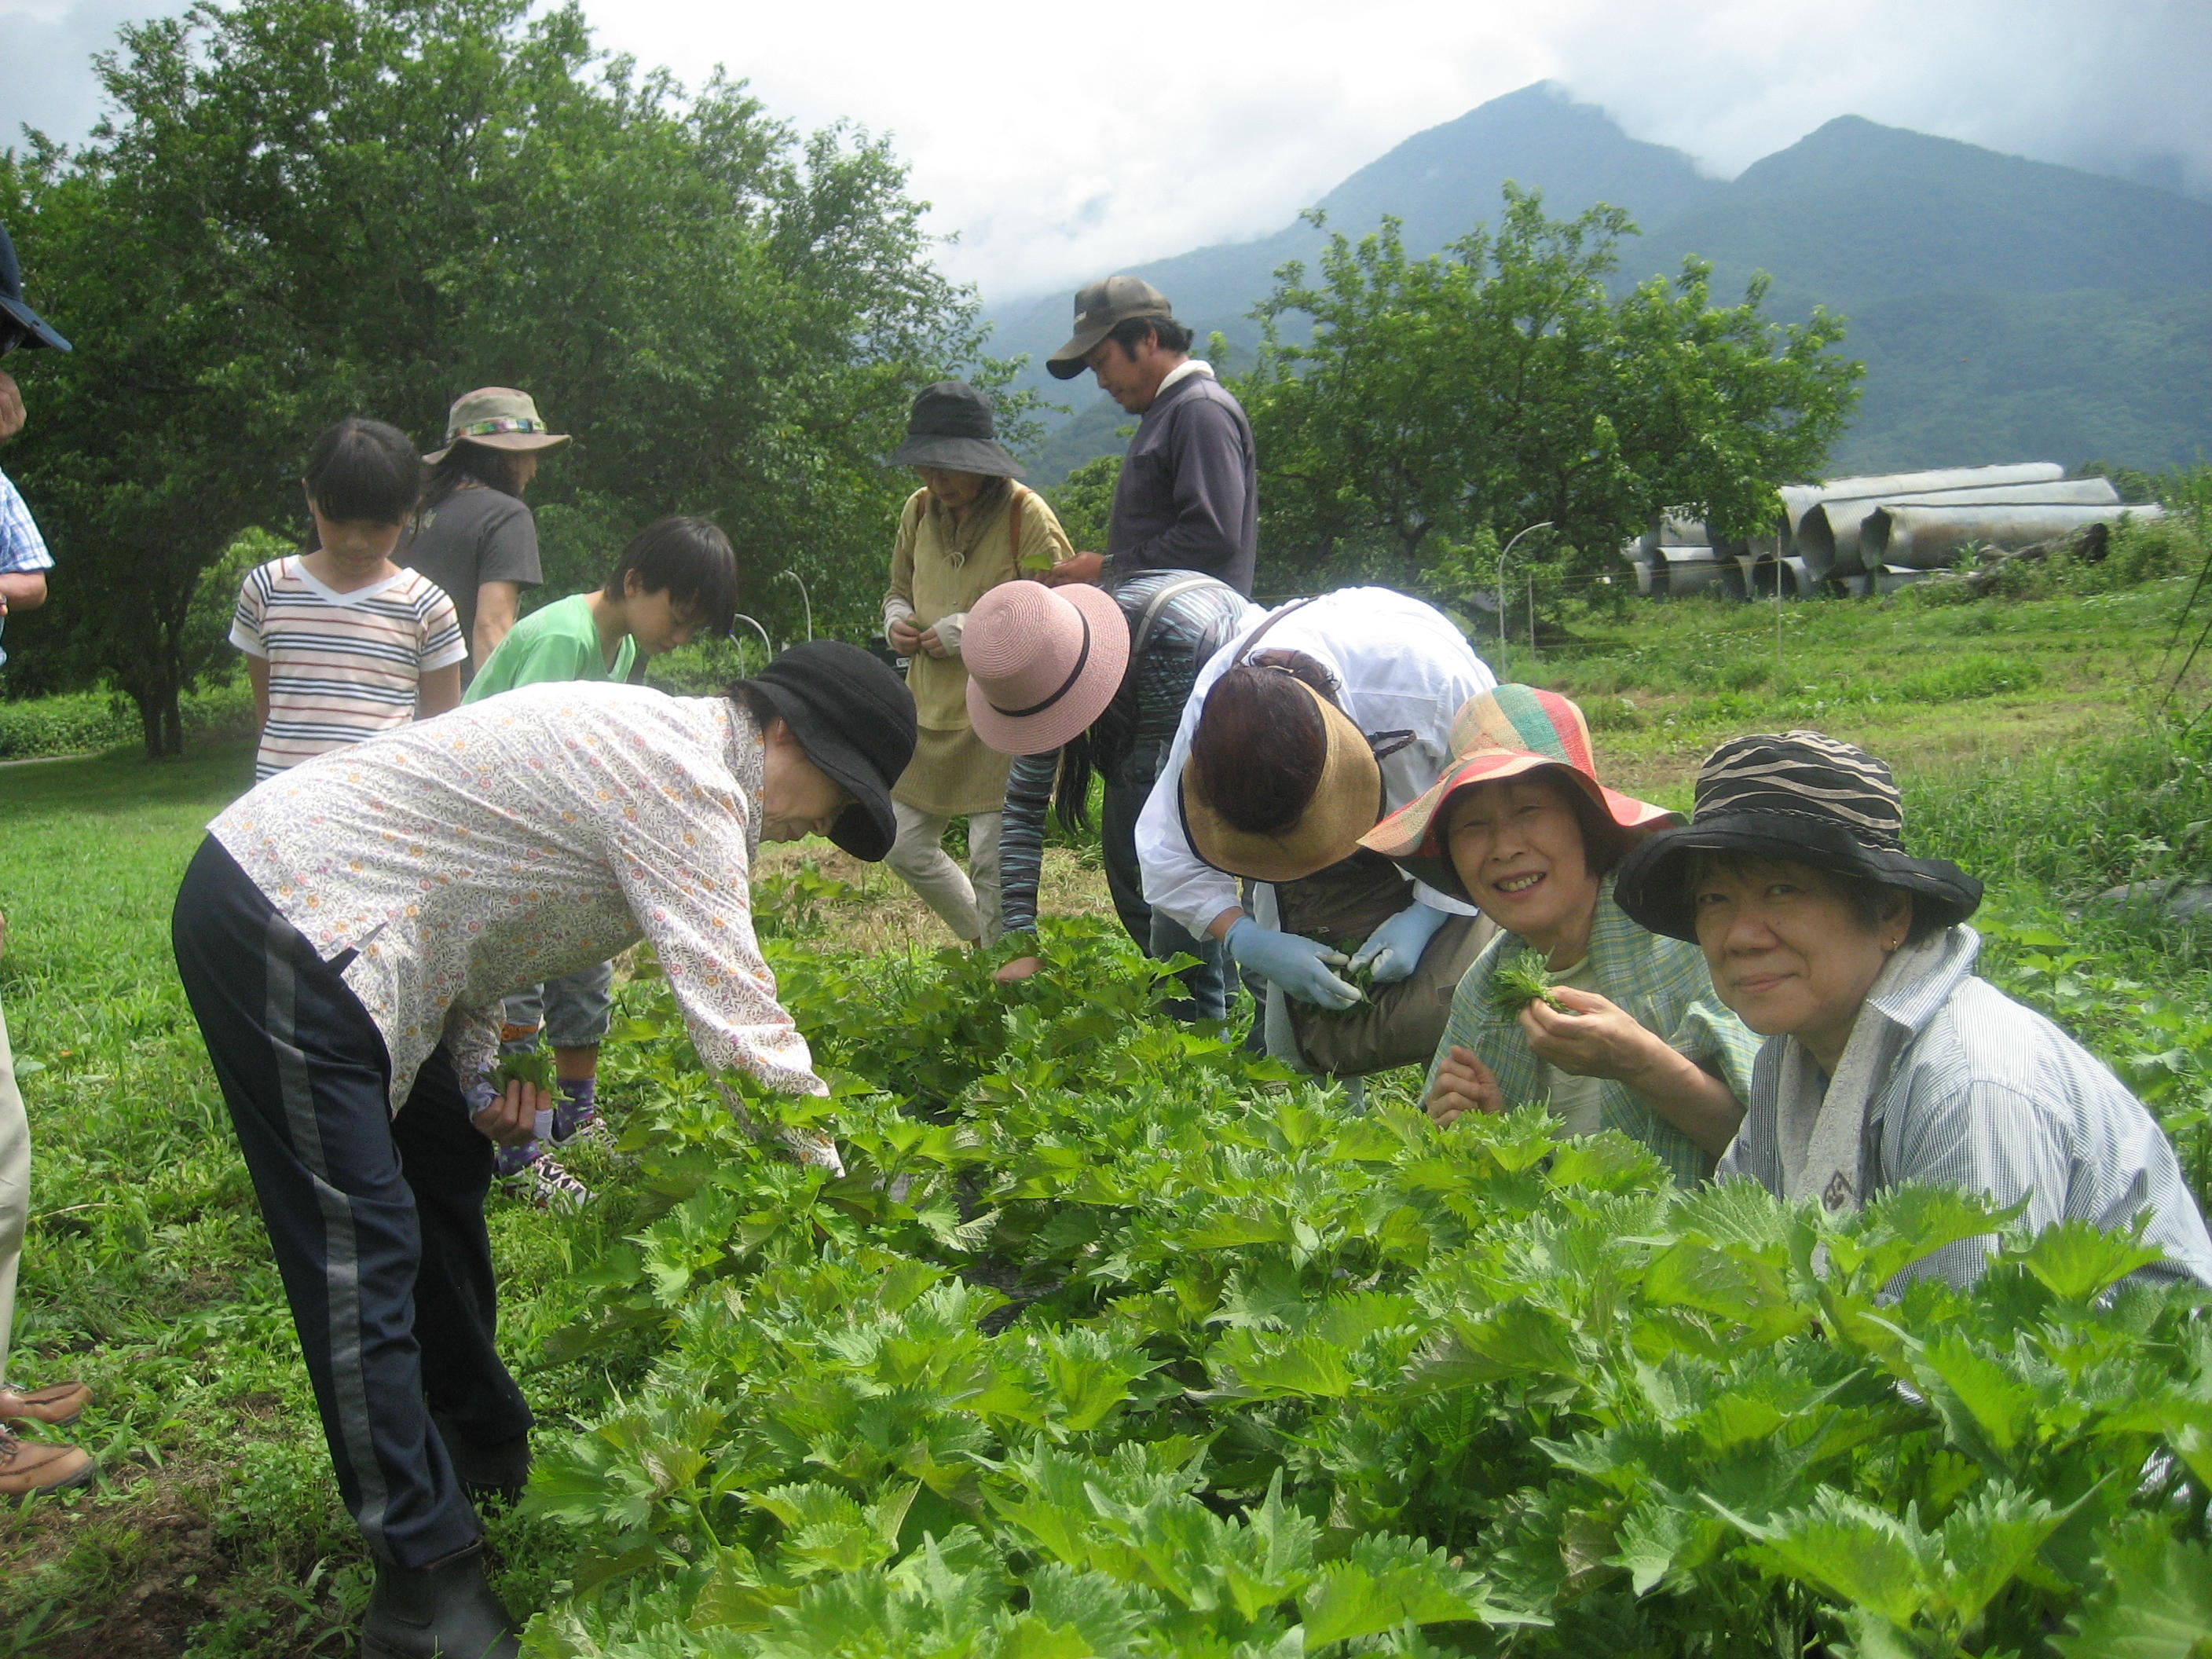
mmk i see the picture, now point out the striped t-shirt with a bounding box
[232,557,467,780]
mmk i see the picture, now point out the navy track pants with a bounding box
[170,837,531,1567]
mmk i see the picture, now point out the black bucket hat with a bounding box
[0,221,70,354]
[738,640,917,862]
[888,382,1022,479]
[1614,730,1982,942]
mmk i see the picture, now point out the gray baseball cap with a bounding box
[1046,275,1174,379]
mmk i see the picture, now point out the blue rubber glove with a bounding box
[1347,900,1452,987]
[1225,915,1364,1010]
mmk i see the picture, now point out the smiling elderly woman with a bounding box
[1614,730,2212,1291]
[1362,687,1760,1183]
[167,643,914,1659]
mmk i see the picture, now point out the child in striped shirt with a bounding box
[233,418,466,780]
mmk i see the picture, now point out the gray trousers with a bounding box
[887,803,1004,946]
[502,959,615,1049]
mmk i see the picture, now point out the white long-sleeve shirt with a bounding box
[208,681,821,1113]
[1136,587,1498,937]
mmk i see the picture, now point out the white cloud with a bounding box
[5,0,2204,302]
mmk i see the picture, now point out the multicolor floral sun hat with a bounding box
[1359,683,1675,903]
[423,387,569,463]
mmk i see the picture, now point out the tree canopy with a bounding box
[1235,187,1862,592]
[1,0,1003,751]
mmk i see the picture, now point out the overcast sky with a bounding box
[5,0,2207,302]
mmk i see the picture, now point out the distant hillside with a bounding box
[989,82,1723,408]
[990,87,2212,489]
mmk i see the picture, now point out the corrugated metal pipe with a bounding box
[1778,463,2064,551]
[1797,478,2121,580]
[1866,501,2167,569]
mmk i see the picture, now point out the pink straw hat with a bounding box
[962,580,1132,756]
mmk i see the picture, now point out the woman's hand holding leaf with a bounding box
[1518,984,1674,1085]
[1426,1043,1503,1126]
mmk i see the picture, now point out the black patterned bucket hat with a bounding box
[1614,730,1982,942]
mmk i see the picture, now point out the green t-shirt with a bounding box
[464,592,635,702]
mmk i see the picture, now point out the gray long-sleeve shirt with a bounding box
[1107,364,1258,596]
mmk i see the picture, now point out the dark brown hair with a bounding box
[1549,775,1643,879]
[1106,314,1196,357]
[1687,851,1936,942]
[303,417,420,526]
[1188,654,1337,833]
[420,438,537,515]
[603,516,738,635]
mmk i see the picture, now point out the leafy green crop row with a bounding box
[518,919,2212,1658]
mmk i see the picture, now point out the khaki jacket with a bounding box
[884,481,1073,730]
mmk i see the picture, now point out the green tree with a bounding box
[1045,452,1121,555]
[1236,187,1861,591]
[2,0,1005,752]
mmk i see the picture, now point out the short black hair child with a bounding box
[303,417,422,526]
[602,515,738,635]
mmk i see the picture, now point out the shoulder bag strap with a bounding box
[1233,594,1318,661]
[1129,574,1222,662]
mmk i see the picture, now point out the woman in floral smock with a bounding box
[169,643,914,1659]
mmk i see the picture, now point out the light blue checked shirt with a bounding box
[0,465,54,671]
[1719,924,2212,1289]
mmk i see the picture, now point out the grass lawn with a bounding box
[0,577,2204,1654]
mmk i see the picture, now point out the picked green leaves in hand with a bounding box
[491,1046,558,1093]
[1489,948,1563,1015]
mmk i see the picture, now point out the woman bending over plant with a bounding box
[1363,686,1760,1185]
[1613,729,2212,1287]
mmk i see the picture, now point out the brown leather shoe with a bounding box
[0,1380,92,1427]
[0,1426,93,1497]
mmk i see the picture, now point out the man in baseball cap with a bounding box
[1040,275,1258,598]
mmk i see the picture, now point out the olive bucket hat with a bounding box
[888,382,1023,479]
[1613,730,1983,943]
[424,387,569,464]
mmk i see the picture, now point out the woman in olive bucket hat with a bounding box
[1133,587,1497,1082]
[1614,729,2212,1290]
[170,643,914,1658]
[879,381,1074,948]
[1361,685,1760,1185]
[404,387,570,676]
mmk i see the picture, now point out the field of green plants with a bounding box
[4,571,2212,1657]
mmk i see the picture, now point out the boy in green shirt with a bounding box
[465,516,738,1203]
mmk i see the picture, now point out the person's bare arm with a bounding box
[0,572,46,611]
[1520,987,1745,1155]
[472,580,521,670]
[245,654,272,734]
[0,369,22,443]
[416,663,463,720]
